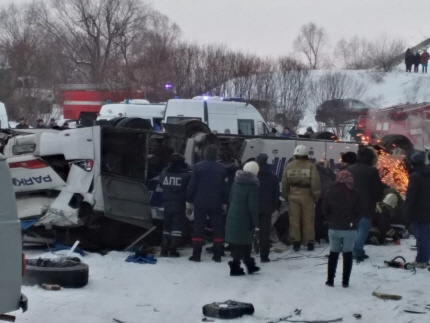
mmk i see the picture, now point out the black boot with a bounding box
[342,252,353,287]
[160,235,170,257]
[189,241,203,262]
[228,261,245,276]
[307,242,314,251]
[169,236,181,258]
[293,242,301,252]
[244,257,260,274]
[212,242,223,263]
[326,252,339,287]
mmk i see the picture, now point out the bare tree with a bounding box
[367,35,406,72]
[310,72,368,138]
[293,22,328,70]
[36,0,151,84]
[334,36,373,69]
[272,57,311,132]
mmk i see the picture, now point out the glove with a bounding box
[222,204,227,214]
[254,227,260,234]
[186,203,194,216]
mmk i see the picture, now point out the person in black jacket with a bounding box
[404,152,430,268]
[187,144,229,262]
[405,48,414,72]
[159,153,192,257]
[256,153,280,263]
[346,147,384,261]
[315,159,336,242]
[413,52,421,73]
[323,170,362,287]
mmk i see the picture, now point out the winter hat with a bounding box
[256,153,268,165]
[243,161,259,176]
[335,170,354,190]
[204,144,218,160]
[411,152,425,166]
[383,193,398,209]
[341,151,357,165]
[357,147,375,166]
[169,153,185,166]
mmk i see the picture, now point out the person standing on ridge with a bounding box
[413,52,421,73]
[405,48,414,72]
[421,49,430,73]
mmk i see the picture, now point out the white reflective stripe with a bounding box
[63,101,104,106]
[171,231,182,237]
[162,231,171,236]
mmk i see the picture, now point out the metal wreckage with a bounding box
[0,119,414,251]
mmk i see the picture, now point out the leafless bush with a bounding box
[294,22,328,70]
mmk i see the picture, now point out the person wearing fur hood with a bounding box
[225,161,261,276]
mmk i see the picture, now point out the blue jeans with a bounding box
[328,229,357,253]
[412,223,430,263]
[353,217,372,258]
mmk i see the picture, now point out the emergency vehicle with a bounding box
[61,85,144,125]
[357,102,430,153]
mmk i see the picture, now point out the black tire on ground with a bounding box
[116,117,153,130]
[202,300,254,319]
[23,257,89,288]
[177,119,212,137]
[311,131,338,140]
[380,134,414,157]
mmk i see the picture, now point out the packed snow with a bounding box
[11,236,430,323]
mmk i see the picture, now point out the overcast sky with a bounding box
[5,0,430,58]
[147,0,430,58]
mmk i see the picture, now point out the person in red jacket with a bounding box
[421,49,430,73]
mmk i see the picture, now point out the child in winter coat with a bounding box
[225,161,260,276]
[322,170,362,287]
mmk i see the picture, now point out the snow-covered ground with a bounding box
[12,237,430,323]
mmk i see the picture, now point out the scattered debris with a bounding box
[41,283,61,291]
[372,291,402,300]
[353,313,362,319]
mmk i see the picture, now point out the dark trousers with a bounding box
[315,199,328,242]
[163,201,187,238]
[259,213,271,258]
[412,222,430,263]
[192,206,224,243]
[231,244,252,264]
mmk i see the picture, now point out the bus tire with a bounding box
[23,257,89,288]
[311,131,338,140]
[380,134,414,157]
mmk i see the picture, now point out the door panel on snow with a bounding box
[100,127,152,228]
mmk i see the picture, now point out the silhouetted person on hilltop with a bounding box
[421,49,430,73]
[413,52,421,73]
[405,48,414,72]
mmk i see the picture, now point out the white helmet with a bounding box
[243,161,259,175]
[293,145,308,157]
[383,193,398,209]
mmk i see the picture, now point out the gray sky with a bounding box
[5,0,430,58]
[148,0,430,57]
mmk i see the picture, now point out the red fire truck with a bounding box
[61,85,144,125]
[357,102,430,152]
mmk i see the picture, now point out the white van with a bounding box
[163,97,270,135]
[0,153,27,318]
[0,101,9,129]
[96,101,165,130]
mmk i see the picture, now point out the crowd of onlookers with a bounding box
[405,48,430,73]
[15,117,70,130]
[158,140,430,287]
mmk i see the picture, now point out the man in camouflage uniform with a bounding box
[282,145,321,252]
